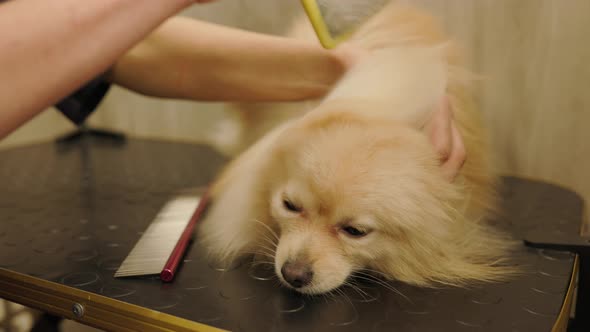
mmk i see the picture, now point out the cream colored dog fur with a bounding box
[198,1,517,294]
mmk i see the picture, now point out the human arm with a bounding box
[106,16,354,102]
[0,0,201,139]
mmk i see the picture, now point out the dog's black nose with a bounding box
[281,262,313,288]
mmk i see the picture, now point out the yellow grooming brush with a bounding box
[300,0,391,49]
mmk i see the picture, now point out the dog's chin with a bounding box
[273,262,351,295]
[276,274,347,295]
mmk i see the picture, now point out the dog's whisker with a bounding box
[252,248,276,259]
[241,250,275,260]
[244,256,272,264]
[343,281,371,301]
[254,253,275,263]
[249,261,276,269]
[325,290,337,304]
[245,218,280,252]
[352,272,391,288]
[333,288,345,304]
[353,271,399,289]
[249,227,277,248]
[334,287,354,307]
[256,243,277,255]
[252,232,279,258]
[251,218,280,242]
[256,232,278,249]
[355,268,390,279]
[351,273,408,301]
[249,244,277,255]
[331,290,342,304]
[355,270,406,292]
[251,254,274,262]
[241,249,272,257]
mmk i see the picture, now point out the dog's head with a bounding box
[262,106,466,294]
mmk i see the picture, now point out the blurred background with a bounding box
[1,0,589,331]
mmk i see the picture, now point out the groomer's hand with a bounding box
[424,96,467,181]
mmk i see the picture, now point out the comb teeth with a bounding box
[114,195,201,278]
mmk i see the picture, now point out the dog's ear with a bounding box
[422,96,466,181]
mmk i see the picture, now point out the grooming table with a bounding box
[0,136,584,332]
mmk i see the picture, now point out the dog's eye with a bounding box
[342,226,367,238]
[282,199,302,213]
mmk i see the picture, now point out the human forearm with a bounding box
[108,16,352,102]
[0,0,192,138]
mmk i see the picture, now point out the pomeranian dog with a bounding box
[199,1,517,295]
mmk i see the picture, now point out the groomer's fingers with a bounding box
[423,96,467,181]
[334,44,369,70]
[440,121,466,181]
[426,96,453,163]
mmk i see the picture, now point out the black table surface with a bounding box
[0,136,582,332]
